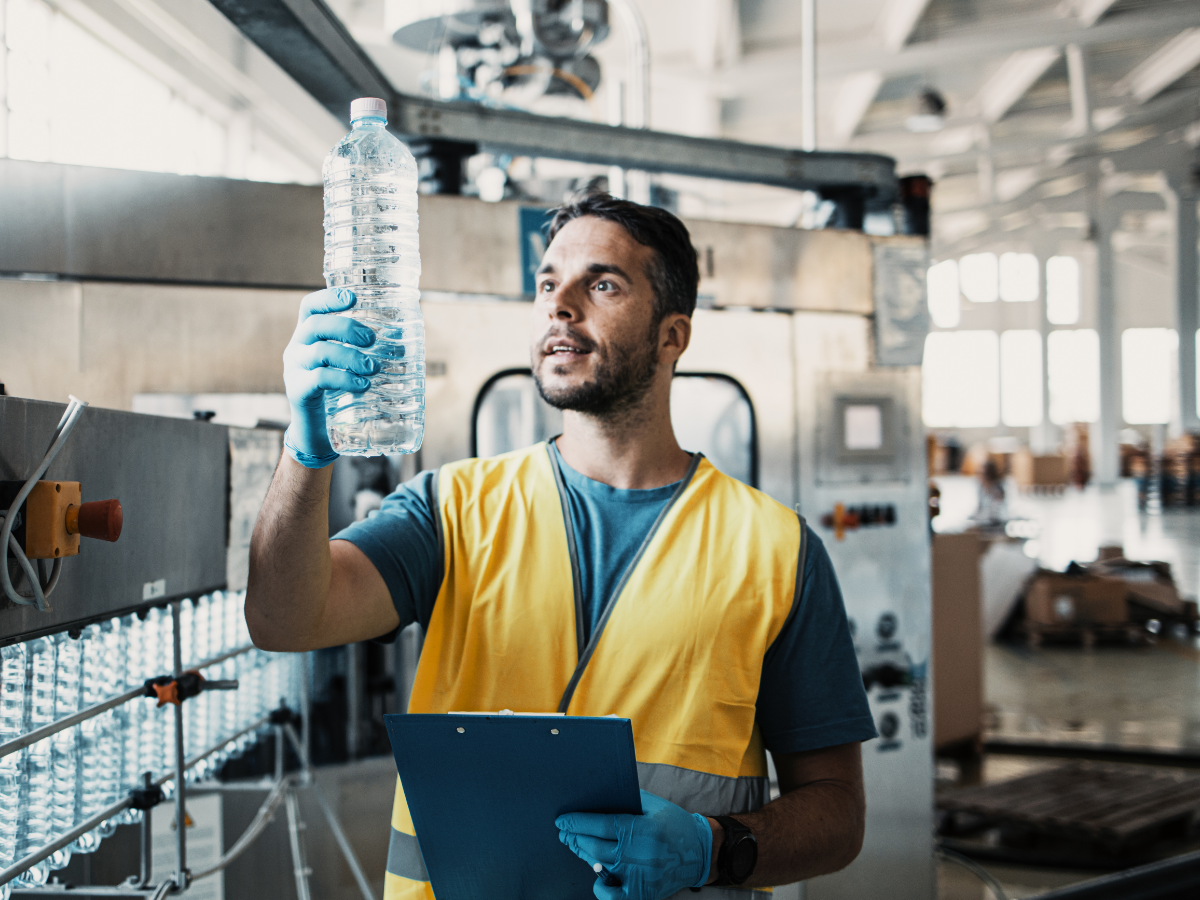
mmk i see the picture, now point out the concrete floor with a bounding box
[932,476,1200,899]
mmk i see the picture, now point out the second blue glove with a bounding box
[556,790,713,900]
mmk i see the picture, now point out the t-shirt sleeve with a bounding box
[331,469,443,637]
[756,525,878,754]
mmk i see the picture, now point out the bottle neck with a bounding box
[352,116,387,129]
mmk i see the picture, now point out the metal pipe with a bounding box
[300,652,311,768]
[1,715,272,889]
[155,715,271,789]
[346,642,360,761]
[1065,43,1091,137]
[0,643,256,761]
[0,796,134,888]
[189,777,290,881]
[608,0,649,129]
[0,686,143,761]
[138,777,153,888]
[284,790,313,900]
[800,0,816,151]
[283,724,375,900]
[11,886,162,897]
[607,0,650,203]
[170,601,187,892]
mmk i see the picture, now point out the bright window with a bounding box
[1046,256,1080,325]
[2,0,313,182]
[922,331,1000,428]
[1047,329,1100,424]
[1122,328,1177,425]
[999,252,1038,303]
[1000,330,1043,426]
[959,253,998,304]
[926,259,960,328]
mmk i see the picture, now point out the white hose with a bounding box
[1,396,88,610]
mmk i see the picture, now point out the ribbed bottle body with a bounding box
[322,117,424,456]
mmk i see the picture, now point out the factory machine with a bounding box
[2,177,932,898]
[1,0,933,889]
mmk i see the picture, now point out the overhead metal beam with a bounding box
[207,0,898,199]
[736,6,1200,83]
[975,48,1062,123]
[1117,27,1200,104]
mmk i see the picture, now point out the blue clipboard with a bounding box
[385,713,642,900]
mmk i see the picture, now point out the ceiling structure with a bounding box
[317,0,1200,243]
[25,0,1200,244]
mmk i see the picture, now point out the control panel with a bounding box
[799,369,933,900]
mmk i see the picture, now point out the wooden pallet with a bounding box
[1023,620,1145,648]
[939,762,1200,851]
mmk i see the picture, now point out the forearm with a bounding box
[707,780,865,887]
[246,454,335,651]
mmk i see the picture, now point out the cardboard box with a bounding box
[932,532,984,750]
[1012,452,1069,489]
[1025,573,1128,626]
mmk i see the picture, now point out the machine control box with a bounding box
[1,396,280,644]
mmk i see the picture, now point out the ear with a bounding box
[659,313,692,364]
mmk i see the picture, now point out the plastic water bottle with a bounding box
[19,637,56,885]
[0,643,28,872]
[322,96,425,456]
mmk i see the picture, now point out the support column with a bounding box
[1032,233,1057,455]
[1091,187,1122,486]
[1170,177,1200,432]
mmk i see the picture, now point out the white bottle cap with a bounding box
[350,97,387,122]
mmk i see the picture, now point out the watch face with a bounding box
[729,835,758,884]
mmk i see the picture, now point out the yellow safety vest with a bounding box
[385,442,806,900]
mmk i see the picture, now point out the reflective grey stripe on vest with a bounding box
[387,828,429,882]
[639,764,772,898]
[637,762,770,817]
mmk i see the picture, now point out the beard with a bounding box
[533,324,659,418]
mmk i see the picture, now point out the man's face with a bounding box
[530,216,665,416]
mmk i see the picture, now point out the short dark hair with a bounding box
[545,192,699,321]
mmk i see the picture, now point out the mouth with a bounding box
[541,336,593,360]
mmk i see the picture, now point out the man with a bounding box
[248,193,876,900]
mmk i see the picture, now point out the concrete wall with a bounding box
[0,278,300,410]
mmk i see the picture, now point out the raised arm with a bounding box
[245,288,400,651]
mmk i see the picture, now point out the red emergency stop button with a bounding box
[66,499,123,542]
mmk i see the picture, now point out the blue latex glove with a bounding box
[282,288,377,468]
[556,790,713,900]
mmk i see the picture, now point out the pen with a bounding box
[593,862,621,887]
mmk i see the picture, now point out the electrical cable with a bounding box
[189,778,290,881]
[936,846,1010,900]
[1,396,88,610]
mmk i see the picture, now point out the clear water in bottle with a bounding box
[0,643,27,871]
[322,96,425,456]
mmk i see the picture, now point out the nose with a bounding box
[544,282,584,322]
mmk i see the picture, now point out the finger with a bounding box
[299,287,356,319]
[560,832,618,866]
[638,789,666,815]
[555,813,621,840]
[293,342,379,377]
[592,881,623,900]
[292,367,370,400]
[296,313,376,348]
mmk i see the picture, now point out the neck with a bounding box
[554,379,692,490]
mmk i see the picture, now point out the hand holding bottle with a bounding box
[282,287,378,468]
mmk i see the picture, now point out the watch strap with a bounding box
[713,815,756,887]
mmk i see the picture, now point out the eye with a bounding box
[539,280,556,293]
[595,280,615,292]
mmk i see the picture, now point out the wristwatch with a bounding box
[713,815,758,886]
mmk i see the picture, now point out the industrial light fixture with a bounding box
[906,88,946,133]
